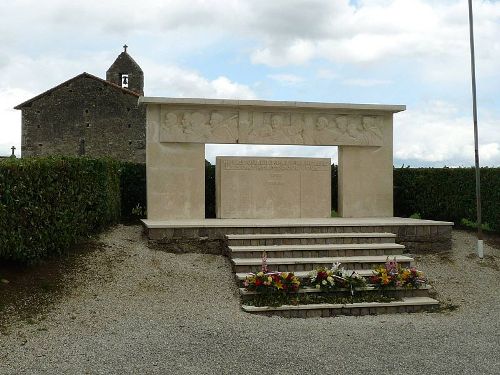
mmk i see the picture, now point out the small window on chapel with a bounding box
[86,122,91,128]
[121,74,129,88]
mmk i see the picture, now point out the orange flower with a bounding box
[381,274,391,285]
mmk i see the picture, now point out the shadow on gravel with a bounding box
[0,240,103,333]
[485,233,500,252]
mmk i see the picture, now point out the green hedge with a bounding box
[83,161,500,232]
[0,157,121,263]
[394,167,500,230]
[205,161,216,218]
[120,162,147,220]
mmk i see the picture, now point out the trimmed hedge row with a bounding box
[120,162,146,220]
[123,163,498,231]
[394,167,500,231]
[0,157,121,263]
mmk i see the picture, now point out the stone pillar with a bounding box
[338,115,393,217]
[146,104,205,220]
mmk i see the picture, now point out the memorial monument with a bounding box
[140,97,405,221]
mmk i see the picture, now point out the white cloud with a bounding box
[0,0,499,168]
[0,88,31,157]
[268,73,304,85]
[316,69,338,80]
[394,101,500,166]
[342,78,392,87]
[251,39,317,67]
[143,61,256,99]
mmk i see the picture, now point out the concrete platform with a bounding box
[142,217,453,252]
[143,217,452,229]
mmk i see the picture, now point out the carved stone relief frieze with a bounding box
[159,109,238,143]
[159,107,384,146]
[303,114,384,146]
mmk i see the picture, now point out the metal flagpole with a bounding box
[467,0,483,258]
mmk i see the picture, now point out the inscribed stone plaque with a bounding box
[216,157,331,219]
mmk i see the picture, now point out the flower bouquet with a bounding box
[243,271,300,294]
[371,258,426,289]
[370,258,399,288]
[309,262,366,291]
[398,267,426,289]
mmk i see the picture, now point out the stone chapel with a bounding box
[14,46,146,163]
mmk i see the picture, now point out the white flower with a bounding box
[322,280,327,285]
[331,262,341,271]
[327,276,334,285]
[315,284,321,289]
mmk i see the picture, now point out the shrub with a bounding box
[117,161,500,232]
[205,161,216,218]
[0,157,121,263]
[394,167,500,231]
[120,162,146,220]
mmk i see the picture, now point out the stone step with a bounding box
[232,255,414,273]
[228,243,405,259]
[226,232,396,246]
[241,297,439,317]
[239,284,432,298]
[235,269,375,280]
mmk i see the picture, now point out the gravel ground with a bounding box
[1,225,499,375]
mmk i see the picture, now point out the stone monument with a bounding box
[139,98,405,220]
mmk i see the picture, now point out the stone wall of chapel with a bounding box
[21,76,146,163]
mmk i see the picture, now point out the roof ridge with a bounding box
[14,72,140,110]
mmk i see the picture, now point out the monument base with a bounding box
[142,217,453,253]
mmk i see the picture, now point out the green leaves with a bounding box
[393,167,499,231]
[0,157,121,263]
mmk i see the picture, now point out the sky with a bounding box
[0,0,499,166]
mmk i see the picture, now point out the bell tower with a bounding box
[106,45,144,95]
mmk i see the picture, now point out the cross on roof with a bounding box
[123,44,128,53]
[11,146,15,157]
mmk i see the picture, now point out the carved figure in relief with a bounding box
[341,116,382,145]
[286,115,304,143]
[361,116,383,145]
[248,114,288,142]
[313,116,332,144]
[178,112,211,141]
[209,112,238,140]
[330,115,350,143]
[161,112,185,141]
[268,114,286,142]
[346,116,363,142]
[181,113,194,135]
[248,117,272,139]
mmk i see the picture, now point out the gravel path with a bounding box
[1,225,499,375]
